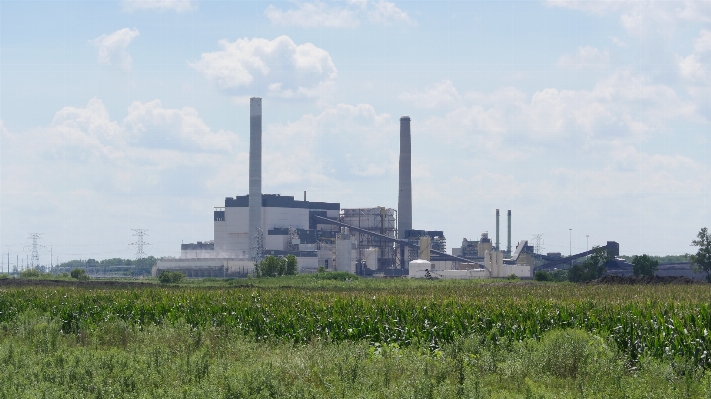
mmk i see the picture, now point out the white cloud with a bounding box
[611,36,628,48]
[265,0,415,28]
[264,103,395,187]
[399,80,462,109]
[417,70,698,148]
[91,28,140,70]
[557,46,611,69]
[264,2,360,28]
[121,0,196,12]
[678,30,711,84]
[190,36,337,99]
[547,1,711,36]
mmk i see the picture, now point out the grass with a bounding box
[1,276,710,397]
[1,315,710,398]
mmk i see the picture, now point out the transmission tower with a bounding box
[532,234,544,255]
[252,227,264,264]
[130,229,150,260]
[25,233,44,268]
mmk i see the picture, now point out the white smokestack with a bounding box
[249,98,262,258]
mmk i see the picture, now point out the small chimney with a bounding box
[495,209,500,252]
[507,210,512,255]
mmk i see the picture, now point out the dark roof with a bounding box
[225,194,339,210]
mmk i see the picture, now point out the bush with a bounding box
[19,269,41,278]
[505,274,519,281]
[569,246,609,282]
[535,270,552,281]
[70,268,89,280]
[0,273,9,280]
[158,270,185,284]
[536,329,600,378]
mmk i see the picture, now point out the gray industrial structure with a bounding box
[156,97,594,279]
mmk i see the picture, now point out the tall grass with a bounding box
[1,281,709,369]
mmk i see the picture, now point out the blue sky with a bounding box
[1,0,710,264]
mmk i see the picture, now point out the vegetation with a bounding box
[158,270,185,284]
[1,278,711,396]
[254,254,297,277]
[689,227,711,282]
[18,268,42,278]
[70,268,89,280]
[632,254,659,276]
[568,246,610,282]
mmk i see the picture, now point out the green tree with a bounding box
[285,255,298,275]
[534,270,552,281]
[70,268,89,280]
[569,246,610,282]
[158,270,184,284]
[631,254,659,277]
[688,227,711,283]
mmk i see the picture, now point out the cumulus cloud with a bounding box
[678,30,711,84]
[399,80,462,109]
[263,103,395,188]
[190,36,337,99]
[121,0,196,12]
[417,70,698,149]
[547,1,711,36]
[91,28,140,70]
[265,0,415,28]
[557,46,611,69]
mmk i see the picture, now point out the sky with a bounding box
[1,0,710,265]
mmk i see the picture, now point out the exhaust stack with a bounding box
[495,209,500,251]
[507,210,511,255]
[398,117,412,267]
[249,98,262,258]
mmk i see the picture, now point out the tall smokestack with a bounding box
[398,117,412,267]
[507,210,511,255]
[495,209,500,251]
[249,98,262,258]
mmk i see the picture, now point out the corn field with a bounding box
[0,282,709,368]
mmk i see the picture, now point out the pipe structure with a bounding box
[495,209,500,251]
[398,116,412,267]
[312,215,479,266]
[507,210,511,255]
[249,98,262,258]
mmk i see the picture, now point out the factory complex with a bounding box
[155,98,615,279]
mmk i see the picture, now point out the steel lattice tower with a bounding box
[26,233,43,268]
[532,234,544,255]
[130,229,150,260]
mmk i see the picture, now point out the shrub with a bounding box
[505,274,519,281]
[536,329,596,378]
[158,270,185,284]
[0,273,9,280]
[317,265,326,273]
[534,270,552,281]
[70,268,89,280]
[19,269,41,278]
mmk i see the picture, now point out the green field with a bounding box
[1,275,710,398]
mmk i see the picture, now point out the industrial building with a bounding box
[155,98,537,279]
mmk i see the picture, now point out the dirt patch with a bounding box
[0,278,156,289]
[593,274,699,285]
